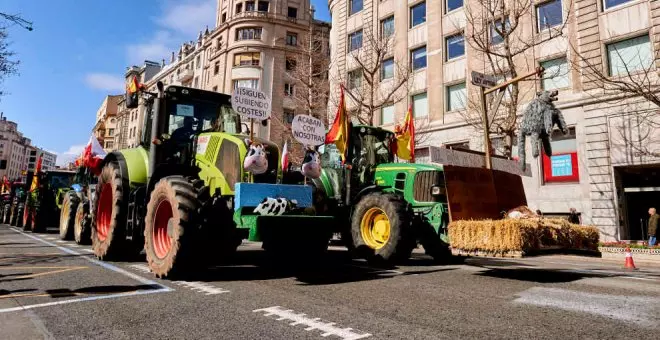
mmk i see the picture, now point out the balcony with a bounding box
[177,68,194,82]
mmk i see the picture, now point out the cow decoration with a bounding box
[253,197,299,216]
[518,90,568,171]
[505,206,539,219]
[244,142,269,175]
[301,148,321,179]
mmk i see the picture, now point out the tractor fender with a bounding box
[101,148,148,189]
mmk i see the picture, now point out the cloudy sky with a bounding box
[0,0,330,165]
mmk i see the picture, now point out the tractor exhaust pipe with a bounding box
[148,81,165,181]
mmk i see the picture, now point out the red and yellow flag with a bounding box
[393,104,415,162]
[30,155,42,192]
[325,86,350,163]
[1,175,8,194]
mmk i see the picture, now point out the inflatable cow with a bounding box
[253,197,298,216]
[244,143,268,175]
[301,149,321,179]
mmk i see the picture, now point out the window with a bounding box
[491,18,510,45]
[286,32,298,46]
[410,2,426,28]
[412,93,428,117]
[537,0,563,31]
[288,7,298,18]
[284,83,294,96]
[110,118,116,123]
[233,79,259,89]
[411,46,427,70]
[233,52,261,66]
[381,16,394,38]
[542,127,579,183]
[603,0,632,10]
[258,1,269,12]
[350,0,363,15]
[606,35,653,76]
[236,3,243,13]
[381,58,394,80]
[105,141,114,149]
[540,57,570,90]
[214,61,220,75]
[381,104,395,125]
[446,141,470,150]
[196,55,201,68]
[212,86,218,92]
[446,83,467,111]
[348,69,363,90]
[445,33,465,60]
[446,0,463,13]
[107,128,115,136]
[348,30,363,52]
[284,109,295,124]
[245,1,255,11]
[222,12,227,23]
[236,27,262,41]
[286,57,297,71]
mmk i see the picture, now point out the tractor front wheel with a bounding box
[59,193,79,240]
[74,200,92,245]
[92,162,127,260]
[351,193,415,263]
[144,176,201,278]
[21,206,30,231]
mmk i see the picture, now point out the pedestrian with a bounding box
[648,207,658,247]
[568,208,581,225]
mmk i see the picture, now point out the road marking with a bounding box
[515,287,660,328]
[253,306,372,340]
[129,264,230,295]
[0,227,173,314]
[0,266,87,279]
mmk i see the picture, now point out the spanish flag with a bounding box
[126,75,141,108]
[393,104,415,162]
[30,155,42,192]
[1,175,8,194]
[325,86,350,163]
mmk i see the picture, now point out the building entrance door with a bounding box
[615,165,660,240]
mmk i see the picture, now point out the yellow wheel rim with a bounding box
[360,207,391,250]
[60,200,69,230]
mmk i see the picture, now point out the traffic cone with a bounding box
[623,247,638,270]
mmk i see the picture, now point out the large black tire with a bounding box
[144,176,201,278]
[92,162,128,260]
[2,204,10,224]
[74,200,92,245]
[59,193,79,240]
[18,206,27,230]
[418,217,452,263]
[9,206,18,226]
[351,193,415,263]
[30,207,47,233]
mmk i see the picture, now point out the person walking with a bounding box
[568,208,581,225]
[648,207,658,247]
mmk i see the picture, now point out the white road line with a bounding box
[514,287,660,328]
[253,306,372,340]
[81,249,94,253]
[129,264,230,295]
[0,227,173,313]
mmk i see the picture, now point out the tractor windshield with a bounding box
[352,126,394,168]
[48,173,74,189]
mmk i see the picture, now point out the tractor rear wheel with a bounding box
[2,204,10,224]
[9,206,18,226]
[30,207,46,233]
[144,176,201,278]
[92,162,127,260]
[59,193,79,240]
[20,206,29,230]
[74,200,91,245]
[351,193,415,263]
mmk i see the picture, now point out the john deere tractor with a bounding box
[92,83,332,278]
[313,124,451,263]
[23,170,76,232]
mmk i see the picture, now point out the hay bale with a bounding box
[448,218,600,256]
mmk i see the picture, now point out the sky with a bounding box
[0,0,331,165]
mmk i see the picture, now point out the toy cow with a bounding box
[301,148,321,179]
[244,142,269,175]
[253,197,298,216]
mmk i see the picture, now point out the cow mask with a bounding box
[244,143,268,175]
[301,149,321,179]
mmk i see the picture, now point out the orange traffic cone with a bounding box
[623,247,638,270]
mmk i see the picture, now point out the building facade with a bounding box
[93,95,121,152]
[0,114,33,182]
[327,0,660,241]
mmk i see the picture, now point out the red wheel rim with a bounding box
[152,199,173,259]
[96,183,112,241]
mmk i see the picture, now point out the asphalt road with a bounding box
[1,223,659,340]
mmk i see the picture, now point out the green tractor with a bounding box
[4,180,27,227]
[313,124,451,263]
[59,166,98,244]
[23,170,76,232]
[92,83,332,278]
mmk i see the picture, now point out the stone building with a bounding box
[0,114,33,182]
[92,94,122,152]
[327,0,660,241]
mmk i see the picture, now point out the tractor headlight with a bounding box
[431,185,442,196]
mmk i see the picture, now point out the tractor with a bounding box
[4,180,27,227]
[59,165,98,244]
[23,170,76,232]
[92,83,332,278]
[313,124,452,263]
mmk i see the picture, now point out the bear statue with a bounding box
[517,90,568,171]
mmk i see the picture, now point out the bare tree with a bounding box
[0,13,31,99]
[571,40,660,158]
[337,26,413,126]
[460,0,572,157]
